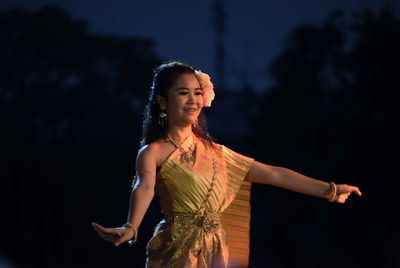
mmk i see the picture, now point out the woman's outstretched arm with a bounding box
[126,144,157,226]
[245,161,362,203]
[92,144,157,246]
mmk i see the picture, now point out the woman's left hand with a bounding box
[335,184,362,203]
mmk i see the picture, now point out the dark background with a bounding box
[0,1,399,267]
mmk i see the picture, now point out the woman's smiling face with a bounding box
[162,73,203,127]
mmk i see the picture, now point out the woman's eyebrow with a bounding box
[175,87,202,90]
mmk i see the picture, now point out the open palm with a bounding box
[91,222,134,246]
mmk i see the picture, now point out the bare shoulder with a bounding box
[134,143,159,177]
[136,142,158,161]
[138,140,175,168]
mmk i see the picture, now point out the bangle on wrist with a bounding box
[327,182,337,203]
[123,223,138,244]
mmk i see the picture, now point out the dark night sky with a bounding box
[1,2,399,267]
[1,0,398,91]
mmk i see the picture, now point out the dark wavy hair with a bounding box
[140,61,215,148]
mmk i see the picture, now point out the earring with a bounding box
[192,118,199,128]
[158,110,168,127]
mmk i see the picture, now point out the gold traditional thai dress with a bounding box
[146,134,254,268]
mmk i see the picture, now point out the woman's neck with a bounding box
[167,125,193,142]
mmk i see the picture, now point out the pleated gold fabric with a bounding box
[146,134,254,268]
[221,181,252,268]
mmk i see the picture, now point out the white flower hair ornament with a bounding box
[195,70,215,107]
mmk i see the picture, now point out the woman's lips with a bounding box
[184,108,196,114]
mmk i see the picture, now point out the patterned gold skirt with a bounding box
[146,212,228,268]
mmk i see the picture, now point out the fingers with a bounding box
[113,233,128,247]
[92,222,123,244]
[92,223,121,236]
[336,186,362,203]
[337,193,350,203]
[338,185,362,197]
[346,186,362,197]
[353,187,362,196]
[100,230,123,244]
[91,222,132,246]
[100,233,118,243]
[330,184,362,204]
[115,237,124,247]
[92,222,108,233]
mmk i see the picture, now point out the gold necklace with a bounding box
[166,134,197,164]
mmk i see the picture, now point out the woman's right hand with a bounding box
[91,222,135,247]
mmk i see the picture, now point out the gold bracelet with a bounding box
[122,223,138,244]
[327,182,337,203]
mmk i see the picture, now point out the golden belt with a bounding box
[165,212,221,233]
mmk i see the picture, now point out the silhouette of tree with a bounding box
[0,6,160,146]
[0,6,161,267]
[250,9,400,268]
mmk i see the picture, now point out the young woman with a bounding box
[92,61,362,268]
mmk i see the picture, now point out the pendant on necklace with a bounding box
[167,135,196,164]
[179,142,196,164]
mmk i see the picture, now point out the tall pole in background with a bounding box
[211,0,227,91]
